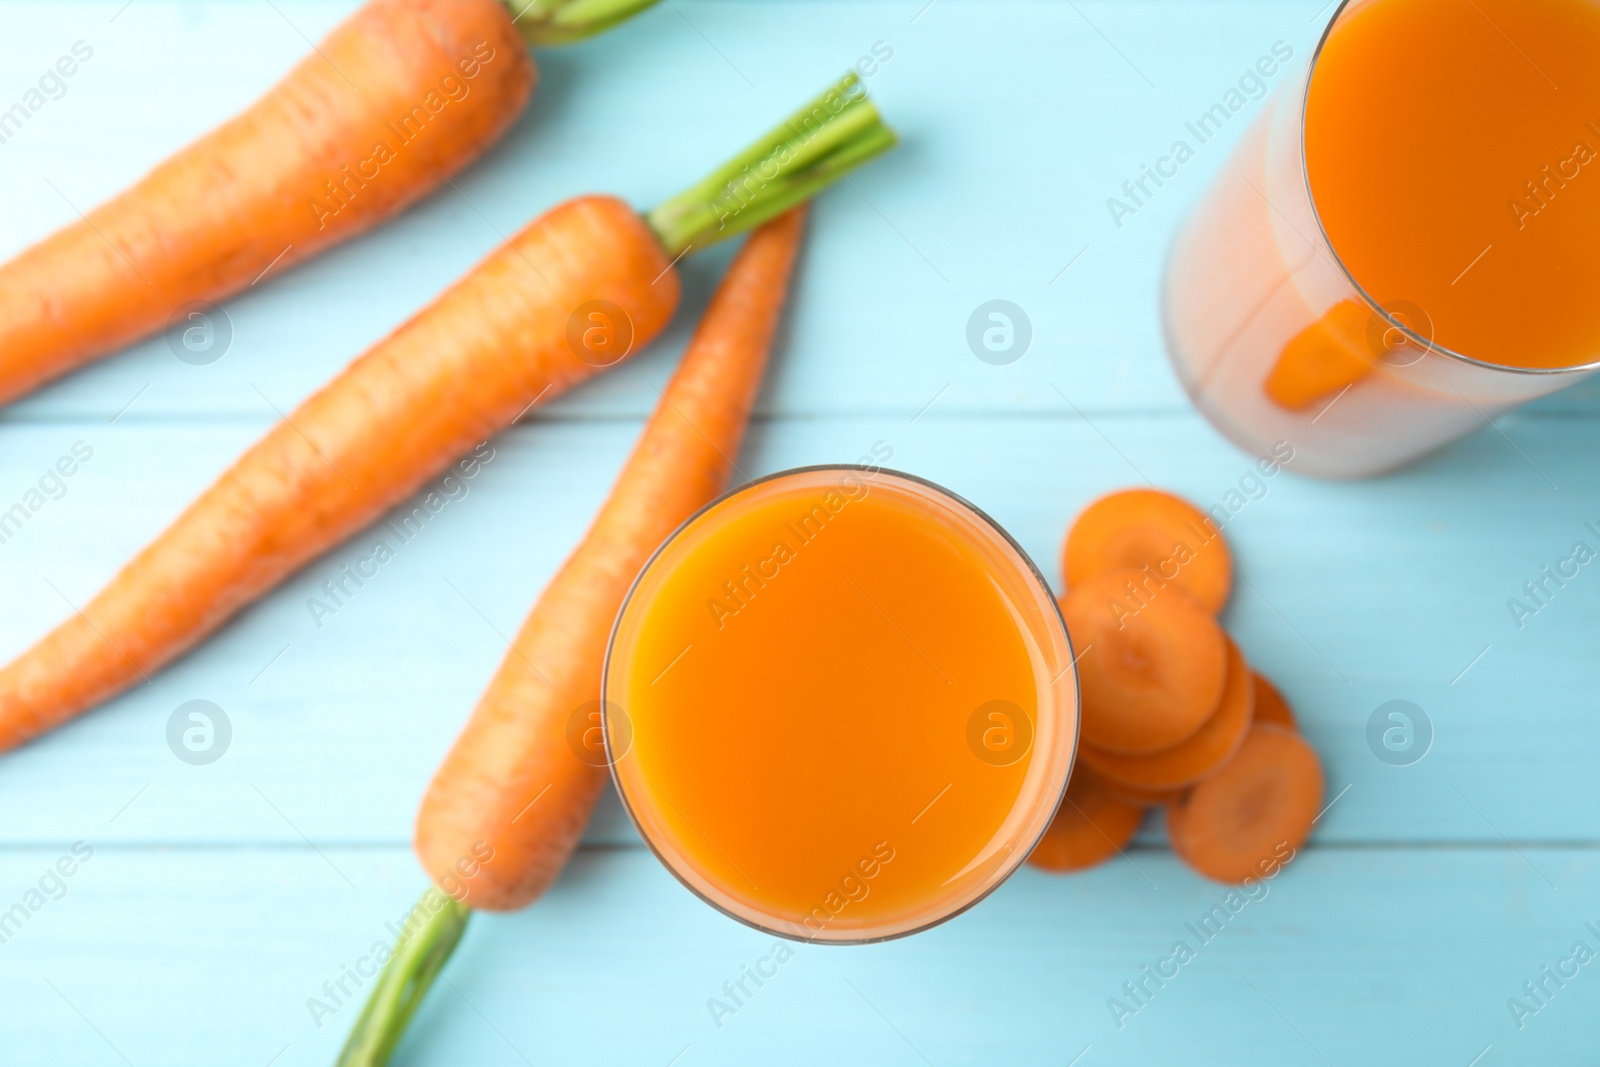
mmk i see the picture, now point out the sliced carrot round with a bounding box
[1252,672,1296,730]
[1064,488,1233,614]
[1027,766,1145,874]
[1080,634,1254,792]
[1060,569,1227,755]
[1166,724,1323,884]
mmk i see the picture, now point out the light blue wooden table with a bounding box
[3,1,1598,1063]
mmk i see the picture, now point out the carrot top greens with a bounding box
[501,0,663,45]
[646,72,897,258]
[335,898,469,1067]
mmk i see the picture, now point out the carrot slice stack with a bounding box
[1036,485,1326,886]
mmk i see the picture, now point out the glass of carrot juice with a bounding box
[602,466,1079,943]
[1163,0,1600,478]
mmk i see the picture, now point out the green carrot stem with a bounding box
[645,71,899,258]
[499,0,661,46]
[333,894,472,1067]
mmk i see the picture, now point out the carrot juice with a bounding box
[1163,0,1600,478]
[1308,0,1600,370]
[603,466,1078,942]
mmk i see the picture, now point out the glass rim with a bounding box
[599,463,1080,946]
[1299,0,1600,377]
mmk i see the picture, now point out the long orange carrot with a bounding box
[0,0,661,407]
[0,75,896,753]
[338,205,807,1067]
[0,195,672,748]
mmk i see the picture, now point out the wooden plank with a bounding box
[0,844,1594,1065]
[0,411,1596,845]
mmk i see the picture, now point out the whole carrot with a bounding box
[0,74,895,752]
[0,0,659,407]
[337,205,808,1066]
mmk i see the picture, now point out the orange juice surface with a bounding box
[1305,0,1600,369]
[606,469,1075,940]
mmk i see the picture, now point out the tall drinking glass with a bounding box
[1164,0,1600,478]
